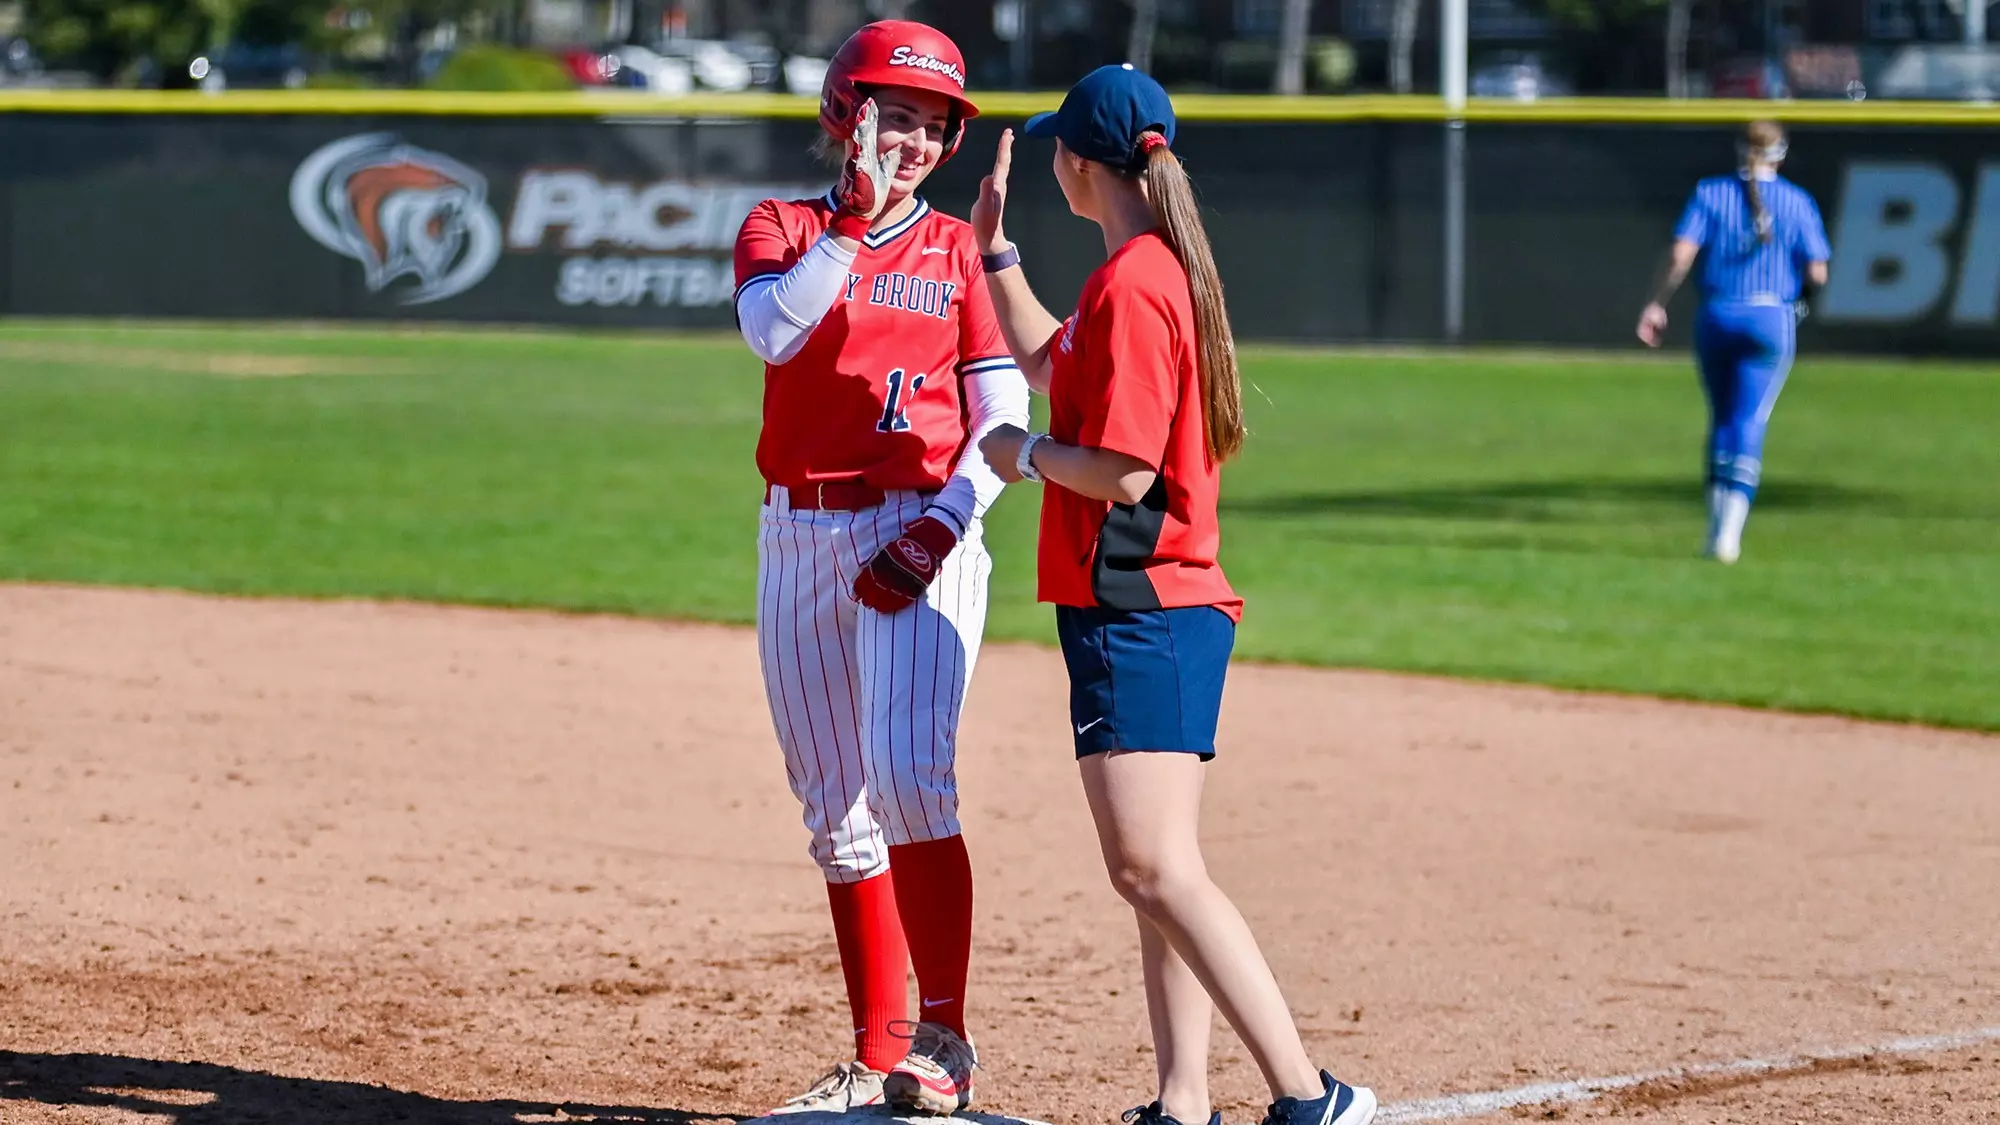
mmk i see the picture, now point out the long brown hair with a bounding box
[1741,119,1786,245]
[1132,131,1244,464]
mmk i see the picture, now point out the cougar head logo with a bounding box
[290,133,501,305]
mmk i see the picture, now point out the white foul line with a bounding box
[1376,1025,2000,1123]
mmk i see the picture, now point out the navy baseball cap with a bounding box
[1023,63,1177,170]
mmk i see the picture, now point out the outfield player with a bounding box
[731,20,1028,1116]
[974,65,1377,1125]
[1638,120,1830,564]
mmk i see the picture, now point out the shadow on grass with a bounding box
[1225,476,1916,522]
[0,1051,734,1125]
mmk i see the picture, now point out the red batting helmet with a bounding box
[820,20,978,163]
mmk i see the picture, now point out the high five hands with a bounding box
[973,128,1030,483]
[971,127,1014,256]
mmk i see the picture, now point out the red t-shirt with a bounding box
[733,193,1013,491]
[1038,232,1242,621]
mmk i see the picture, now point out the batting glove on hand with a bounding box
[830,99,902,242]
[853,515,957,615]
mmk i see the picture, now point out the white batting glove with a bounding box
[831,99,903,240]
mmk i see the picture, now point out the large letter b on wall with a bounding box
[1821,163,1959,324]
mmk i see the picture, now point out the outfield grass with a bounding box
[2,321,1995,728]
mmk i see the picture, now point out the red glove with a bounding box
[830,98,902,242]
[853,515,958,614]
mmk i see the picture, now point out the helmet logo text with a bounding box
[887,45,965,89]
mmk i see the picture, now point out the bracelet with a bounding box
[982,244,1021,273]
[1016,432,1048,483]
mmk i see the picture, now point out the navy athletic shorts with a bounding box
[1054,604,1236,760]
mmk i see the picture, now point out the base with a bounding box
[740,1107,1057,1125]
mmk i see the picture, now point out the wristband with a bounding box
[1016,432,1048,483]
[921,502,969,538]
[829,211,871,242]
[982,244,1021,273]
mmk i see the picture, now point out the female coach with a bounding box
[1637,120,1830,564]
[973,65,1376,1125]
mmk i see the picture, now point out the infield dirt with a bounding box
[3,584,1996,1124]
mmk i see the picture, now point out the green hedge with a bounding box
[426,46,576,93]
[303,71,377,90]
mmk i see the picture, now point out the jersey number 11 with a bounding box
[877,368,926,433]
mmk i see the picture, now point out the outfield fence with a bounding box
[2,92,1997,354]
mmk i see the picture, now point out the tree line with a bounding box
[22,0,517,83]
[28,0,1697,93]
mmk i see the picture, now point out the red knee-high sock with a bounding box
[888,836,974,1038]
[826,872,911,1073]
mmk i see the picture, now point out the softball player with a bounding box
[974,66,1376,1125]
[1638,119,1830,564]
[731,20,1028,1116]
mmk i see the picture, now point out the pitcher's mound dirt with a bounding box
[2,584,1996,1124]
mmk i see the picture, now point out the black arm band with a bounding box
[982,245,1021,273]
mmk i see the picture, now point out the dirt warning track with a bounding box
[3,584,1996,1124]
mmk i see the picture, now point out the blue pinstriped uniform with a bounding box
[1674,174,1830,497]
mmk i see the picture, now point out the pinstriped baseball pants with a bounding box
[755,486,990,884]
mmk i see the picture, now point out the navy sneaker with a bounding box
[1122,1102,1222,1125]
[1258,1071,1376,1125]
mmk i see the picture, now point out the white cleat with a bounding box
[884,1021,977,1115]
[1704,486,1748,565]
[767,1060,886,1115]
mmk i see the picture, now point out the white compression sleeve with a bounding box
[736,234,857,366]
[926,361,1031,535]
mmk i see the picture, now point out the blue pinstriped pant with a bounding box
[1694,300,1795,499]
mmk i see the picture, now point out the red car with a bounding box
[1710,55,1791,99]
[553,46,620,86]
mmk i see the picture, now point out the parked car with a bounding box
[610,44,693,94]
[179,42,317,90]
[1783,44,1866,99]
[2,37,40,83]
[1470,54,1571,101]
[651,39,754,91]
[554,46,618,86]
[1875,45,2000,101]
[725,39,781,89]
[782,54,829,96]
[1709,55,1790,99]
[0,36,93,87]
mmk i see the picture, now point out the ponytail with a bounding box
[1740,119,1786,245]
[1135,131,1245,464]
[1744,177,1774,245]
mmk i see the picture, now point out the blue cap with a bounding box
[1022,63,1176,171]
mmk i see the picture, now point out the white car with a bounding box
[1470,57,1571,101]
[612,44,693,94]
[654,39,754,92]
[783,55,829,97]
[1875,45,2000,101]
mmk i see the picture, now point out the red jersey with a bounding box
[1039,232,1242,621]
[734,193,1013,492]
